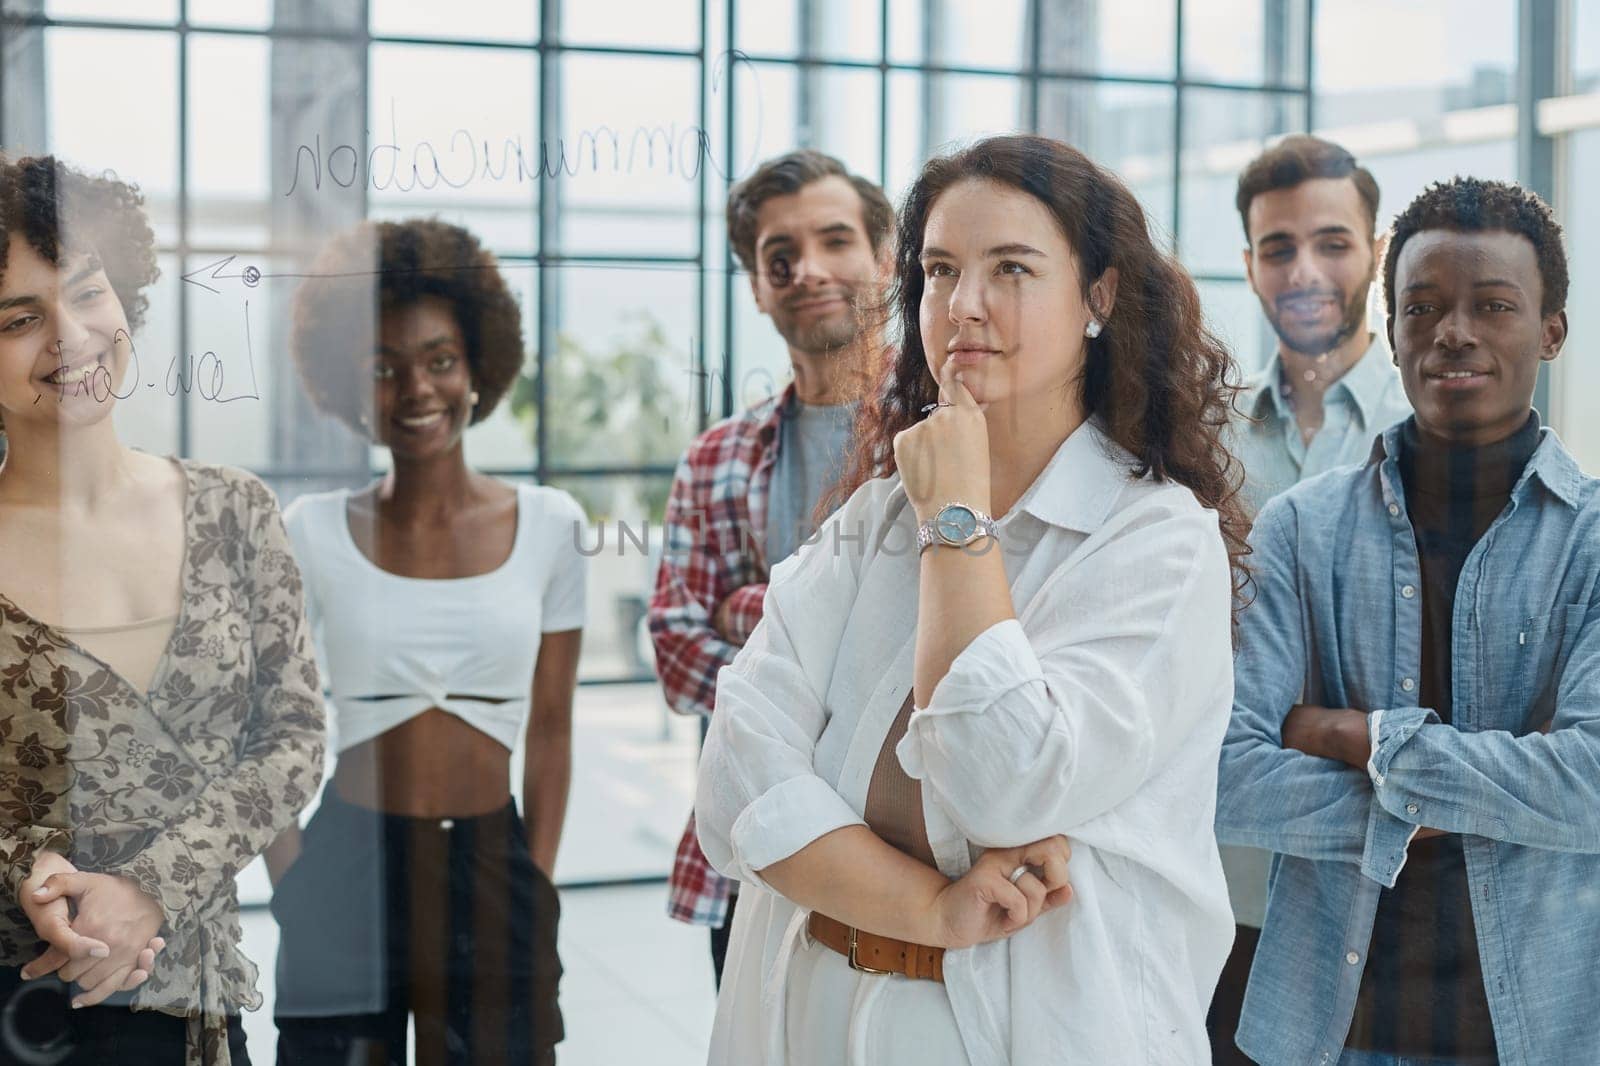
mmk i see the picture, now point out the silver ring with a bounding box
[1008,864,1029,885]
[920,401,952,414]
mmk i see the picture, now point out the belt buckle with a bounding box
[846,925,894,977]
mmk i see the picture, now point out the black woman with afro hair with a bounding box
[268,217,587,1066]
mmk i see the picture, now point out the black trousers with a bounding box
[272,792,562,1066]
[0,966,247,1066]
[1206,923,1261,1066]
[708,891,738,991]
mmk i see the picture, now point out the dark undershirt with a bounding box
[1345,412,1540,1057]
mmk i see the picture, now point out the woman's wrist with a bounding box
[23,849,74,889]
[911,877,955,947]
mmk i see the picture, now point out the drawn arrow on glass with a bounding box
[181,254,263,294]
[181,256,752,295]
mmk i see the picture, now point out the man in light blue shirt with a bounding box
[1212,136,1413,1061]
[1226,135,1412,518]
[1218,179,1599,1065]
[1232,338,1412,516]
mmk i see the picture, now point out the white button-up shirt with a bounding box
[696,419,1236,1065]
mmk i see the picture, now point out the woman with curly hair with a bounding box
[0,155,325,1065]
[695,134,1248,1064]
[268,218,585,1066]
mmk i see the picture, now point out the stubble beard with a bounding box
[1271,283,1373,359]
[779,288,868,357]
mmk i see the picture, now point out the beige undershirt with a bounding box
[55,612,179,695]
[863,692,937,868]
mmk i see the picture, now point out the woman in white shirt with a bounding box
[267,219,586,1065]
[695,134,1250,1065]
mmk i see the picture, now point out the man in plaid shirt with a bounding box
[650,149,893,986]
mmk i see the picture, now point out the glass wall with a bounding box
[1549,0,1600,468]
[0,0,1326,896]
[1,2,1593,1062]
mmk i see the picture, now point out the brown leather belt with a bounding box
[806,912,945,983]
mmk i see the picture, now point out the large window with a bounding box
[3,4,1594,1063]
[0,0,1321,898]
[2,0,1589,886]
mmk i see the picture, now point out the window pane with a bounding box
[1039,0,1176,79]
[42,0,175,23]
[1314,0,1514,127]
[726,59,886,407]
[1361,140,1517,231]
[560,0,699,50]
[1578,0,1600,90]
[0,25,47,157]
[729,290,791,422]
[370,0,537,43]
[367,43,540,258]
[1553,123,1600,472]
[738,0,882,62]
[1183,0,1309,86]
[184,253,292,469]
[112,253,182,457]
[547,680,698,884]
[466,261,539,472]
[735,62,883,189]
[1037,81,1177,244]
[1313,1,1516,231]
[1180,89,1299,275]
[544,264,697,468]
[187,0,269,29]
[267,37,365,214]
[889,0,1027,70]
[553,54,701,256]
[545,473,675,683]
[43,29,178,245]
[190,0,364,31]
[1198,278,1275,379]
[188,34,270,250]
[886,71,1023,197]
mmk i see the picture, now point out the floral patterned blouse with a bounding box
[0,460,326,1066]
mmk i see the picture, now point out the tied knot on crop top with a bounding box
[282,484,589,753]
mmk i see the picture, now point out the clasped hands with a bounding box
[18,850,167,1008]
[930,834,1074,950]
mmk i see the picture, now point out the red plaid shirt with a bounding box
[651,386,791,927]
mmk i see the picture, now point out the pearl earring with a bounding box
[1084,319,1102,339]
[468,390,480,407]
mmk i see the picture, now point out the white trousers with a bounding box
[782,934,972,1066]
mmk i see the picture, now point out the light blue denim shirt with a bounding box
[1216,420,1600,1066]
[1227,334,1413,518]
[1221,336,1413,928]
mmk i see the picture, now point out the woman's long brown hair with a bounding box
[831,134,1252,617]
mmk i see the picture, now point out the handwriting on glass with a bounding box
[284,51,763,197]
[41,304,262,407]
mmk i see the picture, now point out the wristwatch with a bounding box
[916,502,999,554]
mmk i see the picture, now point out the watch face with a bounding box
[935,505,979,544]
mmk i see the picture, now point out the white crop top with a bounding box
[282,484,589,754]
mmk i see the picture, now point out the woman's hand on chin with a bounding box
[929,834,1073,950]
[893,358,991,524]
